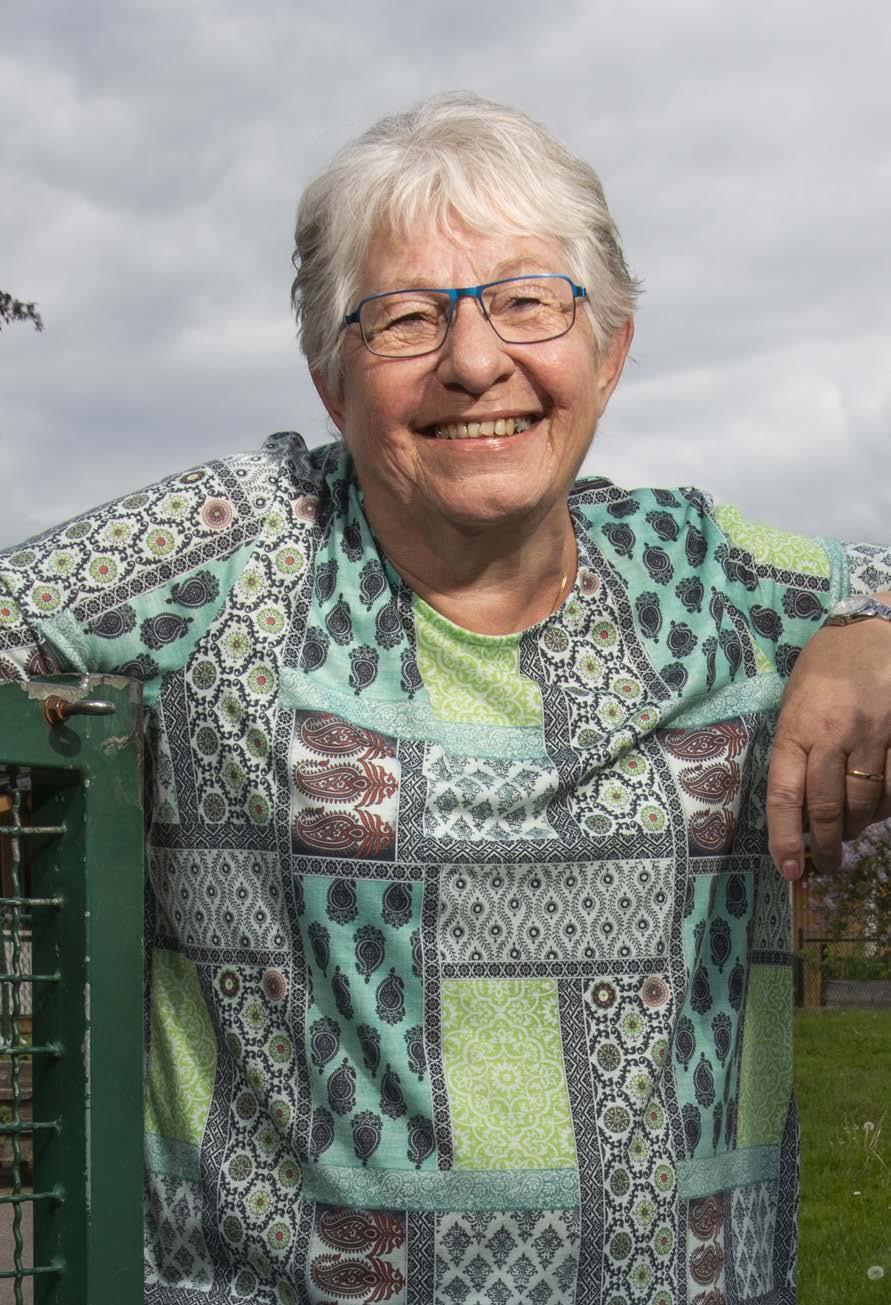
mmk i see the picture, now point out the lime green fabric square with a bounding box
[736,965,793,1148]
[441,978,576,1170]
[712,505,831,578]
[145,948,217,1146]
[414,598,542,727]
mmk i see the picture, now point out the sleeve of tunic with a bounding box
[568,479,891,731]
[0,435,303,703]
[707,501,891,672]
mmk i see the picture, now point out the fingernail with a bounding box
[781,859,801,880]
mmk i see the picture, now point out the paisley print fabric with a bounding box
[2,431,888,1304]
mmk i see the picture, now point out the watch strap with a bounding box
[824,596,891,627]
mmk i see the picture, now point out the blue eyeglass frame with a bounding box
[342,274,588,354]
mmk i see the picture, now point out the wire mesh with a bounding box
[0,676,144,1303]
[1,775,64,1302]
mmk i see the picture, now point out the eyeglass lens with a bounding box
[359,276,576,357]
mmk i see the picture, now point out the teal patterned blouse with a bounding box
[1,432,888,1305]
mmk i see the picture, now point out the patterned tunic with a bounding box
[2,432,889,1305]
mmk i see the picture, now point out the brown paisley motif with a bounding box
[368,1211,405,1256]
[688,809,735,854]
[295,763,369,802]
[689,1194,724,1240]
[679,761,741,805]
[663,729,728,761]
[711,719,748,757]
[690,1241,725,1286]
[294,808,395,857]
[294,761,398,808]
[317,1208,377,1253]
[664,720,748,762]
[301,712,395,760]
[310,1253,405,1301]
[317,1207,405,1256]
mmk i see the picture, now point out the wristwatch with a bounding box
[824,595,891,626]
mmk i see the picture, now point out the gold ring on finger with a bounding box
[845,767,885,784]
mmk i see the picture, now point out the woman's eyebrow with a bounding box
[370,263,550,293]
[366,276,443,292]
[488,260,550,280]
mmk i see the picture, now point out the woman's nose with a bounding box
[434,295,514,392]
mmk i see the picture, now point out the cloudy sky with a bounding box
[2,0,890,549]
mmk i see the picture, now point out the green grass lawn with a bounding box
[795,1009,891,1303]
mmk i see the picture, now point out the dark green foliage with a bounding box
[0,291,43,332]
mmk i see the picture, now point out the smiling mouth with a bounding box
[425,415,538,440]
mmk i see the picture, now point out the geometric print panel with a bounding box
[533,556,666,784]
[751,865,791,954]
[149,846,289,954]
[434,1209,581,1304]
[209,963,307,1298]
[582,973,678,1304]
[845,540,891,595]
[144,1174,213,1292]
[731,1180,778,1301]
[442,979,576,1171]
[568,745,674,845]
[438,860,674,963]
[422,745,557,843]
[151,704,181,825]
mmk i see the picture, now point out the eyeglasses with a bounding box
[343,274,587,359]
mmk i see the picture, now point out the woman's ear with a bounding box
[311,369,346,436]
[595,318,634,417]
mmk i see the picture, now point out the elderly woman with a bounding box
[2,93,890,1304]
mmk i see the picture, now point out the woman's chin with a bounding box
[425,481,554,531]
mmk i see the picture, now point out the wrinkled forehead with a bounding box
[356,211,569,297]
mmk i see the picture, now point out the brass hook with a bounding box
[42,696,116,727]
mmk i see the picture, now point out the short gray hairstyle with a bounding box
[292,92,641,392]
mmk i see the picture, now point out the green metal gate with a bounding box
[0,675,144,1302]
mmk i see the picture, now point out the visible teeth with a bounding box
[431,415,536,439]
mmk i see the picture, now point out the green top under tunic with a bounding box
[1,432,888,1305]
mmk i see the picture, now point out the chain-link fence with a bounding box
[1,676,144,1303]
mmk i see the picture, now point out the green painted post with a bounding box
[0,675,144,1302]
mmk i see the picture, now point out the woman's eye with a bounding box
[384,309,436,329]
[502,295,542,313]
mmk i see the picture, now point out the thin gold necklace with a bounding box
[549,537,570,616]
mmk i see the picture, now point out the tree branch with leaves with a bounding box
[0,292,44,332]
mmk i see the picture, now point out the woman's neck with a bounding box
[368,504,578,636]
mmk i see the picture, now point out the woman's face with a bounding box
[313,219,632,538]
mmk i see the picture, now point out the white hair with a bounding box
[292,92,641,392]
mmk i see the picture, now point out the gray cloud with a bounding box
[2,0,890,547]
